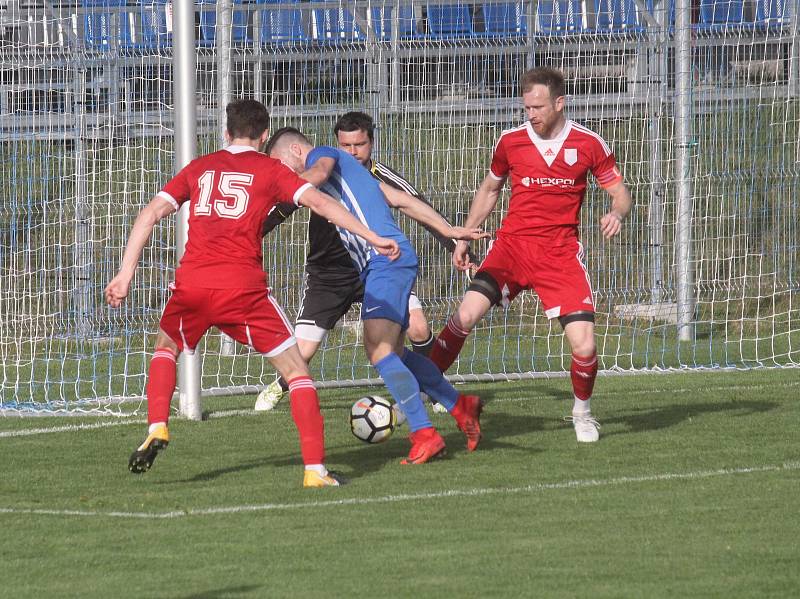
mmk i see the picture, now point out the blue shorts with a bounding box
[361,242,418,329]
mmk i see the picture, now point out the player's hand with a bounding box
[104,273,131,308]
[600,211,624,239]
[449,226,491,242]
[372,236,400,261]
[452,240,471,271]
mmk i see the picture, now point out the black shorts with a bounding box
[296,268,364,336]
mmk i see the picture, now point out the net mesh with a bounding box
[0,0,798,414]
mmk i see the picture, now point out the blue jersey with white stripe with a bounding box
[306,146,409,273]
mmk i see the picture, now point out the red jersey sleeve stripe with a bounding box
[292,182,313,206]
[596,167,623,187]
[156,191,179,210]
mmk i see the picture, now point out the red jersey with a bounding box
[489,120,622,239]
[158,145,312,289]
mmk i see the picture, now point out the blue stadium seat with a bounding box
[482,3,527,37]
[594,0,647,33]
[82,0,127,49]
[197,0,253,47]
[754,0,790,28]
[371,5,422,39]
[427,4,475,37]
[120,0,172,50]
[538,0,584,33]
[698,0,746,28]
[312,2,367,42]
[256,0,307,44]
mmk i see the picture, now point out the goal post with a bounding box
[173,0,203,420]
[0,0,798,416]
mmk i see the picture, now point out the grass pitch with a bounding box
[1,369,798,598]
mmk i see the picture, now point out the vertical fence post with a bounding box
[173,0,202,419]
[216,0,236,356]
[674,0,695,343]
[647,0,669,305]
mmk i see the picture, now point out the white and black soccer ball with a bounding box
[350,395,397,444]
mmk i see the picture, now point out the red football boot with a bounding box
[400,427,446,465]
[451,394,483,451]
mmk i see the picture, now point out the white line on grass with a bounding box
[1,462,797,520]
[0,408,256,438]
[0,419,145,438]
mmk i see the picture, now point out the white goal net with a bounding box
[0,0,798,414]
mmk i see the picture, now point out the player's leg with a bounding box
[362,253,445,464]
[254,332,324,411]
[130,286,208,474]
[534,238,600,442]
[404,291,448,413]
[428,289,492,372]
[406,292,434,356]
[265,345,345,487]
[255,271,361,411]
[398,347,483,451]
[562,315,600,442]
[228,288,345,486]
[364,318,445,464]
[429,237,520,372]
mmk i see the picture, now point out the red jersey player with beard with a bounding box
[104,99,399,487]
[430,67,633,443]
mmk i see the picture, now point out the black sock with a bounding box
[278,377,289,392]
[410,332,435,357]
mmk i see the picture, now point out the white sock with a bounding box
[148,422,166,434]
[305,464,328,476]
[572,396,591,415]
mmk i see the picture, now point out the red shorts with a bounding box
[477,233,595,318]
[159,284,296,356]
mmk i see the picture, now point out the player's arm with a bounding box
[402,191,481,262]
[297,186,400,260]
[262,202,300,235]
[372,163,481,262]
[598,180,632,239]
[300,156,337,187]
[449,172,505,271]
[379,182,488,242]
[105,196,176,308]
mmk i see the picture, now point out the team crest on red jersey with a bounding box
[564,148,578,165]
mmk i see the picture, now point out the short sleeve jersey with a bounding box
[158,145,312,289]
[306,158,430,277]
[306,146,408,273]
[489,120,622,238]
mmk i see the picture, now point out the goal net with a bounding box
[0,0,798,414]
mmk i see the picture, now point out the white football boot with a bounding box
[254,378,285,411]
[566,412,601,443]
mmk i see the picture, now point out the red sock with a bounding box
[429,316,470,372]
[288,376,325,465]
[146,349,177,425]
[571,351,598,401]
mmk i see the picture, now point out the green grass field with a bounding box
[2,368,798,598]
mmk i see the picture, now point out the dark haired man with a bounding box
[430,67,633,443]
[255,111,476,414]
[105,99,399,487]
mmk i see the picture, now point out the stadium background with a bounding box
[0,0,797,413]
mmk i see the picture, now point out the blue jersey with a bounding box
[306,146,409,273]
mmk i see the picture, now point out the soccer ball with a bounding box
[350,395,397,444]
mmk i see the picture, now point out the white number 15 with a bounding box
[196,170,253,219]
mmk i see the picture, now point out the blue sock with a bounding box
[374,353,431,433]
[401,349,459,412]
